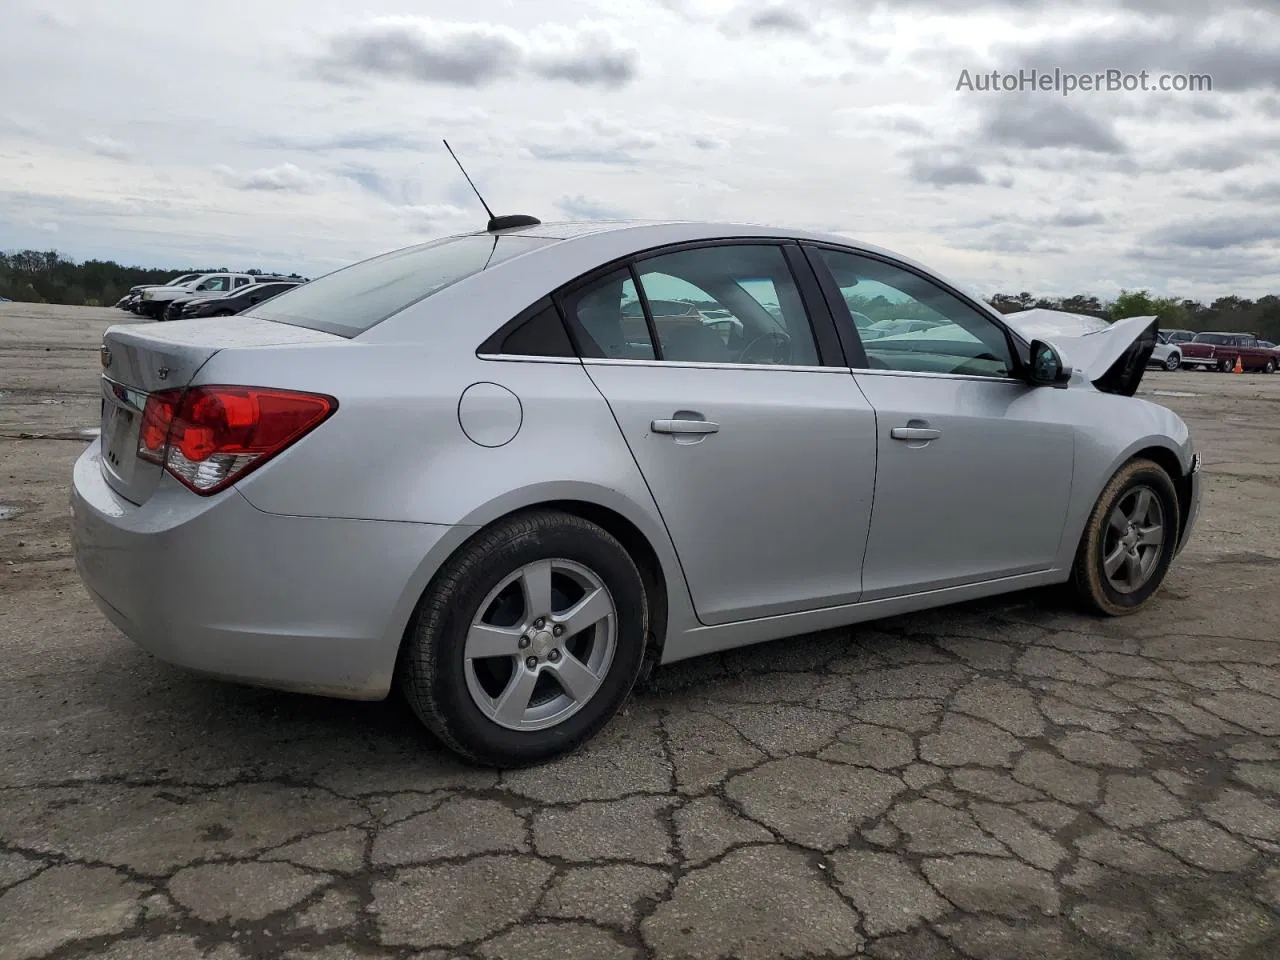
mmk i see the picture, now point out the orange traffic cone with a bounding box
[1233,354,1243,374]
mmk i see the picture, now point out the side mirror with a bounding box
[1026,339,1072,387]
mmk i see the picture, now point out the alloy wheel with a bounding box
[1102,485,1165,595]
[463,559,617,731]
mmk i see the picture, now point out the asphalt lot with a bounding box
[1,300,1279,960]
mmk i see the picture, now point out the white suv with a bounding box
[138,273,256,319]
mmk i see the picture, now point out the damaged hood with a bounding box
[1003,309,1159,396]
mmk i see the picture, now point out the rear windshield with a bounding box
[249,234,556,337]
[1192,333,1232,344]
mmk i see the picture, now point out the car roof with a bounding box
[480,218,918,262]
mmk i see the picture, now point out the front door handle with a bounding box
[891,426,941,441]
[652,418,720,435]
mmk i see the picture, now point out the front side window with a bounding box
[200,277,230,292]
[633,244,820,365]
[815,248,1014,378]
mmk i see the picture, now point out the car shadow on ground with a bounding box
[89,588,1059,776]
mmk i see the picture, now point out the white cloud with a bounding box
[213,162,326,193]
[0,0,1275,298]
[85,135,134,161]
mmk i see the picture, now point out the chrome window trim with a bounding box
[478,353,1024,383]
[476,354,582,365]
[580,358,844,374]
[850,367,1023,386]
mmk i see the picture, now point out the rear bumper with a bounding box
[70,440,456,699]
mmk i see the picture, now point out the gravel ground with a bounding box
[2,301,1278,960]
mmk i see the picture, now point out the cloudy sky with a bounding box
[2,0,1278,299]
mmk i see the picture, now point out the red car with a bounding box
[1179,332,1279,373]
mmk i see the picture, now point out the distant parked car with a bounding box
[139,274,303,320]
[162,295,210,322]
[1147,333,1182,372]
[137,273,253,319]
[180,281,302,319]
[1180,332,1278,373]
[860,318,945,340]
[121,274,201,309]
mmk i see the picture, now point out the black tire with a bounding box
[1219,358,1234,372]
[1164,353,1180,371]
[1265,360,1275,374]
[1070,458,1181,616]
[399,510,649,767]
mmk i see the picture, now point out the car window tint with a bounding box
[499,302,576,357]
[815,248,1013,378]
[560,269,656,360]
[250,234,556,338]
[633,245,819,366]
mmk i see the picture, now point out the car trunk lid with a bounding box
[98,317,344,504]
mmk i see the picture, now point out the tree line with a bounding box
[3,248,1279,342]
[0,250,292,309]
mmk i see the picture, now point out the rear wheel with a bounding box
[1070,458,1180,616]
[1164,353,1180,371]
[1219,358,1234,372]
[399,510,649,767]
[1265,359,1275,374]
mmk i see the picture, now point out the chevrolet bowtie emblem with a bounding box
[100,345,112,368]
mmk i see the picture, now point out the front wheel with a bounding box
[1219,358,1235,372]
[1070,458,1180,616]
[399,510,649,767]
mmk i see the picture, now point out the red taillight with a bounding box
[138,391,178,464]
[137,385,336,495]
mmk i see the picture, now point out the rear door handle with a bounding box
[652,418,720,435]
[891,426,941,441]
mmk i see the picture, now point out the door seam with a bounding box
[579,364,706,624]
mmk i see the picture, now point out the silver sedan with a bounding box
[71,219,1202,767]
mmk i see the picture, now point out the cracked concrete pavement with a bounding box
[2,302,1279,959]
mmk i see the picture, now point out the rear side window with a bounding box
[250,234,556,337]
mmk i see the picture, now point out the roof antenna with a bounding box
[442,139,541,233]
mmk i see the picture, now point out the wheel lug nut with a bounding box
[534,617,546,629]
[518,636,530,649]
[552,625,564,637]
[525,656,538,670]
[548,649,561,662]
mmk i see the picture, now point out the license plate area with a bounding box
[100,378,146,481]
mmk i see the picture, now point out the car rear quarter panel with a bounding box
[203,342,693,639]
